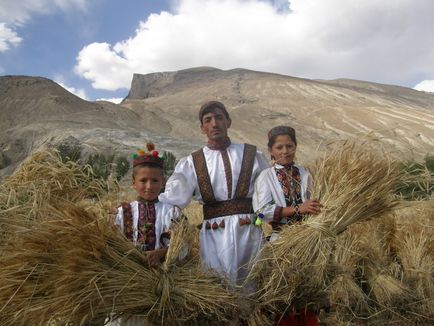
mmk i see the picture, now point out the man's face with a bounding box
[200,108,232,141]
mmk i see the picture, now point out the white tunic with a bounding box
[115,201,180,250]
[109,201,180,326]
[252,164,312,240]
[159,143,269,285]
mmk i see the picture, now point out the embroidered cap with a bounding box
[267,126,297,146]
[199,100,229,122]
[132,143,164,168]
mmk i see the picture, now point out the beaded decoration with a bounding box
[131,142,165,168]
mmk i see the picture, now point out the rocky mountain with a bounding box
[124,67,434,158]
[1,68,434,179]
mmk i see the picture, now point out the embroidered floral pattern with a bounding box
[272,165,304,230]
[275,165,303,207]
[220,149,233,199]
[202,198,253,220]
[137,201,157,251]
[234,144,256,199]
[120,202,134,240]
[192,144,257,222]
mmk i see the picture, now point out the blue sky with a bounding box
[0,0,172,101]
[1,0,434,102]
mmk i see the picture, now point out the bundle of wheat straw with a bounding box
[347,217,408,308]
[392,200,434,322]
[326,231,370,320]
[0,216,61,325]
[0,202,244,325]
[0,150,108,246]
[249,142,399,313]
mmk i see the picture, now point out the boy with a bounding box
[115,144,180,268]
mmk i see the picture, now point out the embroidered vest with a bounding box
[118,202,158,251]
[192,144,256,220]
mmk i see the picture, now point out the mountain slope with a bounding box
[1,68,434,179]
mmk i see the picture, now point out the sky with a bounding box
[1,0,434,102]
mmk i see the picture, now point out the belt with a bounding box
[203,198,253,220]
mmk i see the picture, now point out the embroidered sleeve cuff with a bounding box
[273,206,283,222]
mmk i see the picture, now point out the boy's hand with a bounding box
[144,248,168,268]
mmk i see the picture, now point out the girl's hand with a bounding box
[299,199,322,215]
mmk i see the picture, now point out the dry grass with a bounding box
[0,150,109,246]
[0,204,244,326]
[326,232,370,319]
[248,142,400,314]
[1,147,433,325]
[392,200,434,321]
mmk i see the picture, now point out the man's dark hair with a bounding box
[199,101,230,123]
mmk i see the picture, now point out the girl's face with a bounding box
[269,134,296,165]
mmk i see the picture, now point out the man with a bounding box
[159,100,268,285]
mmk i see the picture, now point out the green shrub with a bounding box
[115,155,130,181]
[162,151,177,180]
[54,141,132,182]
[85,153,115,180]
[396,155,433,200]
[56,143,81,163]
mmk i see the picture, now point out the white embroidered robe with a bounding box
[159,142,269,285]
[252,164,312,241]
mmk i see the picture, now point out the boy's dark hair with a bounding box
[132,162,164,179]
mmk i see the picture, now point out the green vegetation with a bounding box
[85,153,115,181]
[55,142,178,183]
[162,151,177,180]
[115,156,130,181]
[56,143,130,181]
[395,154,434,200]
[56,143,81,163]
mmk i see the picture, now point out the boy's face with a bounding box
[132,166,163,201]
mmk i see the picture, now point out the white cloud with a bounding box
[75,43,131,90]
[56,80,88,100]
[414,80,434,93]
[0,0,87,52]
[74,0,434,91]
[0,0,87,25]
[95,97,124,104]
[0,23,22,52]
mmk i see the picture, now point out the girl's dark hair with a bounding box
[267,125,297,148]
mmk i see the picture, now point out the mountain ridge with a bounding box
[1,68,434,179]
